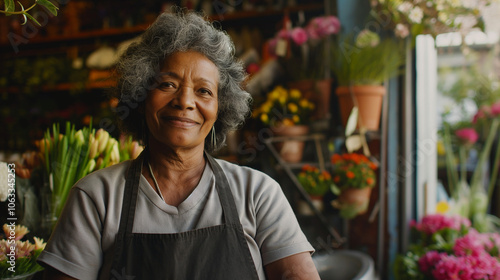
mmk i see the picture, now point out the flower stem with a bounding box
[487,130,500,208]
[471,119,499,193]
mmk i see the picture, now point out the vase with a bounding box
[333,187,373,219]
[271,125,309,163]
[297,195,324,216]
[335,85,386,131]
[288,79,332,120]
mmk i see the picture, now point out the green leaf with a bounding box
[25,12,41,26]
[4,0,15,12]
[37,0,58,16]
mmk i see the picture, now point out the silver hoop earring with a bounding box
[211,126,217,149]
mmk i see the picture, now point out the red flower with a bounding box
[455,128,479,145]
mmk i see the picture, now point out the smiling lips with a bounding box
[161,116,199,128]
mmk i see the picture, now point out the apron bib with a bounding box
[110,151,260,279]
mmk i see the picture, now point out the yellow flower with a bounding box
[299,99,309,108]
[287,103,299,113]
[278,96,287,105]
[290,89,301,99]
[261,101,273,113]
[260,113,269,124]
[292,115,300,124]
[34,237,46,250]
[436,200,450,214]
[437,140,445,156]
[269,89,280,101]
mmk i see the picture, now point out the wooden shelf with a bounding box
[210,3,324,22]
[1,79,116,94]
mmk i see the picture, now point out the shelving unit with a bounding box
[263,134,346,248]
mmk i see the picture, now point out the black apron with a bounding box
[110,151,260,280]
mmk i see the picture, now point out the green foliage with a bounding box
[332,35,404,86]
[1,0,58,26]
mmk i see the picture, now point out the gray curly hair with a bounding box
[114,10,251,152]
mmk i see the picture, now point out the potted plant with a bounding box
[394,214,500,279]
[268,15,341,120]
[331,29,404,131]
[253,85,315,162]
[296,164,334,215]
[330,153,378,219]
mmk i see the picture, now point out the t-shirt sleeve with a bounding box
[254,177,314,265]
[37,186,103,280]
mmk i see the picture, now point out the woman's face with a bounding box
[145,51,219,151]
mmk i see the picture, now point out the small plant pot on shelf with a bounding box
[335,85,386,131]
[271,125,310,163]
[332,187,373,219]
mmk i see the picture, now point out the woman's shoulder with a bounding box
[214,158,275,183]
[74,160,132,194]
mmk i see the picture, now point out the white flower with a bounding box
[395,23,410,38]
[462,0,477,9]
[398,2,414,13]
[0,163,8,202]
[408,6,424,23]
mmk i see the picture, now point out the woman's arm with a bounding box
[265,252,320,280]
[43,267,78,280]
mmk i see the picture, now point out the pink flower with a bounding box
[472,105,491,123]
[306,16,340,39]
[411,214,471,235]
[418,251,447,274]
[431,255,474,280]
[290,27,308,45]
[491,101,500,117]
[455,128,479,145]
[454,230,485,257]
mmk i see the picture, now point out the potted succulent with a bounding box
[253,85,314,162]
[331,29,404,131]
[297,164,335,215]
[330,153,378,219]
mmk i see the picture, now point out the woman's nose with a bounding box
[171,86,195,109]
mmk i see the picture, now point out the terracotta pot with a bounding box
[271,125,309,163]
[335,85,386,131]
[288,79,332,120]
[334,187,373,218]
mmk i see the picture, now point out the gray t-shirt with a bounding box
[38,158,314,280]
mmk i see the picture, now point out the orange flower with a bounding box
[366,177,374,185]
[346,171,355,179]
[334,176,340,183]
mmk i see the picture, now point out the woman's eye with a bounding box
[199,88,213,96]
[158,82,174,90]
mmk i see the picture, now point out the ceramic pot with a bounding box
[271,125,309,163]
[333,187,373,219]
[335,85,386,131]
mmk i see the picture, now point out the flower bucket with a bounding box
[333,187,373,219]
[288,79,332,120]
[335,85,386,131]
[271,125,309,163]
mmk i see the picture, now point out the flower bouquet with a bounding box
[269,15,340,81]
[330,153,378,219]
[394,214,500,279]
[442,100,500,232]
[0,224,46,279]
[37,122,143,228]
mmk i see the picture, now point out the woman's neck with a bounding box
[144,141,207,206]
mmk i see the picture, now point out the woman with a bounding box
[38,10,319,280]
